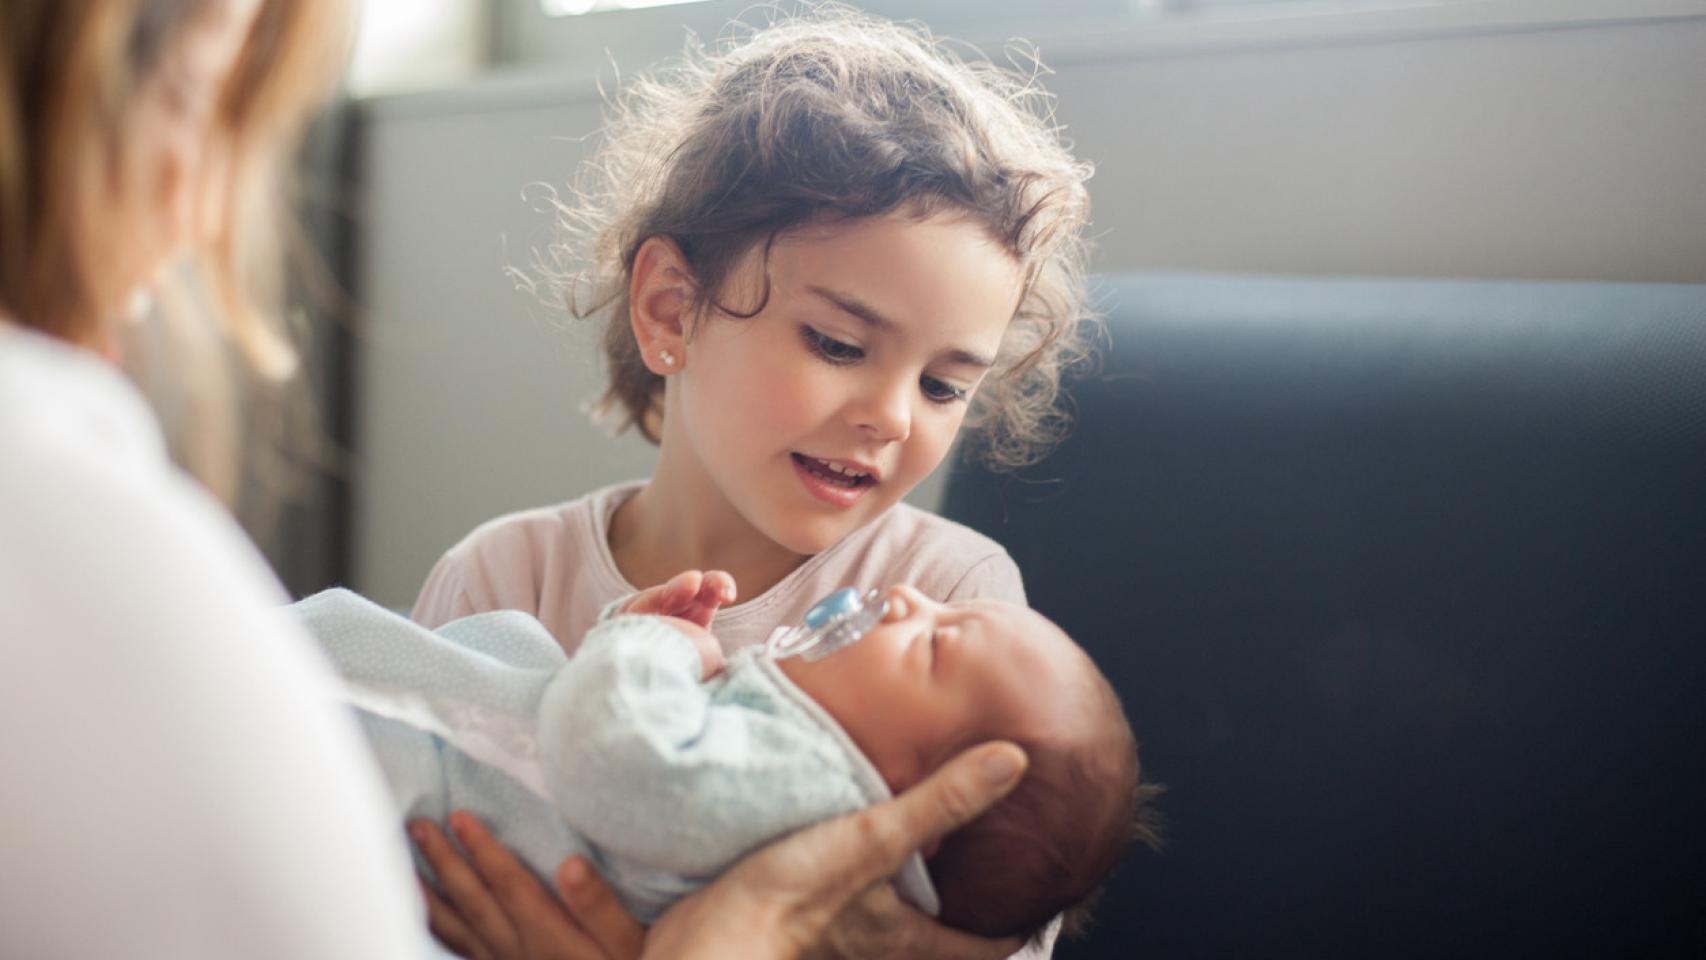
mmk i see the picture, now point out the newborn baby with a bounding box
[293,573,1156,942]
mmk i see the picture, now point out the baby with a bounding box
[293,575,1156,942]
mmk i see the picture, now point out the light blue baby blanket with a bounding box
[291,589,939,923]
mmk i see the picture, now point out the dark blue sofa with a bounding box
[942,274,1706,959]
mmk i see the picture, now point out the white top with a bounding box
[0,326,426,959]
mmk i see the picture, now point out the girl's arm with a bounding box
[413,537,517,629]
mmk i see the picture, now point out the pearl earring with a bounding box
[659,349,677,369]
[124,287,155,325]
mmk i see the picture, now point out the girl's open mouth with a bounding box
[792,453,877,489]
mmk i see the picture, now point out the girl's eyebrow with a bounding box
[807,284,996,369]
[808,284,892,330]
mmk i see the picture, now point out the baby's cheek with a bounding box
[883,720,951,795]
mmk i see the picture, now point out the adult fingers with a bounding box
[894,909,1022,960]
[448,812,612,960]
[835,742,1026,893]
[557,856,647,960]
[420,877,486,960]
[411,819,521,958]
[450,812,547,909]
[806,881,1017,960]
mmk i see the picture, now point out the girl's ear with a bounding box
[629,235,694,375]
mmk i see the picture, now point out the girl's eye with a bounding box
[802,327,863,365]
[920,375,969,405]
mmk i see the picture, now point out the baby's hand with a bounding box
[618,570,737,628]
[656,615,726,682]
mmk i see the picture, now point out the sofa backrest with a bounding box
[942,273,1706,958]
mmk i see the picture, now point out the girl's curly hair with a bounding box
[537,4,1097,470]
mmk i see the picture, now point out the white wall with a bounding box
[1043,12,1706,282]
[352,90,658,605]
[351,6,1706,606]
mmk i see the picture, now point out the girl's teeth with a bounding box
[804,456,869,486]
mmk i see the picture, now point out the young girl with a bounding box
[411,8,1096,958]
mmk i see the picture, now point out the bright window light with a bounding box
[351,0,484,96]
[540,0,715,16]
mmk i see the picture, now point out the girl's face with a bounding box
[667,213,1023,556]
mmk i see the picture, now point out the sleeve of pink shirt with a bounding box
[411,547,480,628]
[411,530,543,630]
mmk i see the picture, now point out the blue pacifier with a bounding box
[766,587,889,661]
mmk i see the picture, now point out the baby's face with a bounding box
[777,586,1088,792]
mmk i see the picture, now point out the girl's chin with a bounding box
[767,509,877,556]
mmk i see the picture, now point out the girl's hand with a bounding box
[410,812,645,960]
[642,742,1029,960]
[617,570,736,628]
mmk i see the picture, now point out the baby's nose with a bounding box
[882,584,931,621]
[880,586,909,621]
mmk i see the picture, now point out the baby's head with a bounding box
[778,586,1159,941]
[543,6,1096,472]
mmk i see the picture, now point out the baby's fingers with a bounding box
[701,571,736,606]
[679,571,736,628]
[662,570,705,606]
[624,572,702,616]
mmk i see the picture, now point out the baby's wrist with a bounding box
[655,615,725,679]
[599,593,638,622]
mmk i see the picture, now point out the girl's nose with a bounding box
[850,374,912,443]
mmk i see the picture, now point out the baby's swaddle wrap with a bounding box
[293,589,938,923]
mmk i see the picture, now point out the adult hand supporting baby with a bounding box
[413,812,645,960]
[644,740,1029,960]
[413,742,1027,960]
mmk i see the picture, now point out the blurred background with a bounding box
[269,0,1706,604]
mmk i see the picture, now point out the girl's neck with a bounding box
[608,457,810,600]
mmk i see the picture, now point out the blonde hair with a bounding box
[542,5,1097,470]
[0,0,349,498]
